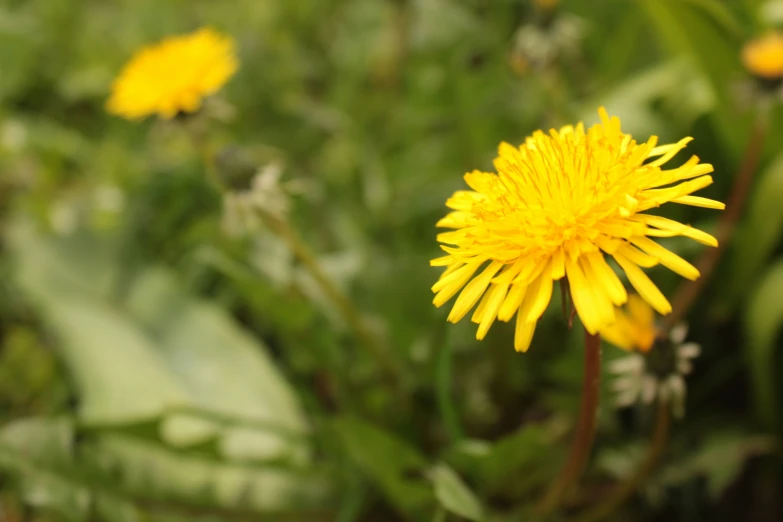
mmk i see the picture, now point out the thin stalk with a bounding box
[184,119,400,386]
[663,117,767,332]
[185,115,222,189]
[537,330,602,515]
[571,400,670,522]
[258,208,401,386]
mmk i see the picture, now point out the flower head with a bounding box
[222,163,288,236]
[107,27,238,120]
[742,31,783,80]
[534,0,560,10]
[600,294,657,352]
[511,12,584,71]
[431,108,723,352]
[609,321,700,418]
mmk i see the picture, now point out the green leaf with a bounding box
[159,414,220,447]
[9,223,120,301]
[0,417,333,516]
[659,431,775,498]
[640,0,750,158]
[584,59,714,138]
[41,293,191,425]
[677,0,745,40]
[0,8,40,103]
[410,0,477,51]
[744,259,783,431]
[93,434,331,512]
[332,416,433,518]
[126,267,311,462]
[430,463,486,522]
[730,153,783,303]
[0,418,134,522]
[9,225,311,464]
[0,417,73,466]
[467,424,556,495]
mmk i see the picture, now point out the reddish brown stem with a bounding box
[537,330,602,515]
[664,118,767,331]
[571,400,670,522]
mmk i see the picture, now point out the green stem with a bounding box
[537,330,602,515]
[184,118,400,386]
[258,209,401,386]
[185,115,222,189]
[571,400,670,522]
[435,326,463,441]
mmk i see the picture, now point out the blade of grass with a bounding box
[436,326,464,442]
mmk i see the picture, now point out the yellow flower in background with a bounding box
[742,31,783,80]
[534,0,560,10]
[600,295,657,352]
[431,108,723,353]
[107,27,238,120]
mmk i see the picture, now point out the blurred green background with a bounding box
[2,0,783,521]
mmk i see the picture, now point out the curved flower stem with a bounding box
[571,400,670,522]
[537,330,602,516]
[184,118,401,386]
[663,117,768,332]
[258,208,402,386]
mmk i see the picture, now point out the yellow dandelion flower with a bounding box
[107,27,238,120]
[431,108,724,353]
[600,295,657,352]
[741,31,783,80]
[509,52,530,76]
[534,0,559,10]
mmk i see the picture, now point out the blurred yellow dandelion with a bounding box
[534,0,559,10]
[742,31,783,80]
[431,108,723,353]
[600,295,657,352]
[107,27,238,120]
[508,52,530,76]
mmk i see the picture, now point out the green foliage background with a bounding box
[1,0,783,520]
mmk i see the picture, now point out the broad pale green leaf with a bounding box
[159,414,220,448]
[10,224,190,426]
[0,417,332,516]
[9,223,119,301]
[38,294,190,425]
[430,463,486,522]
[0,418,127,522]
[126,268,311,462]
[9,226,310,463]
[94,434,331,512]
[0,417,73,466]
